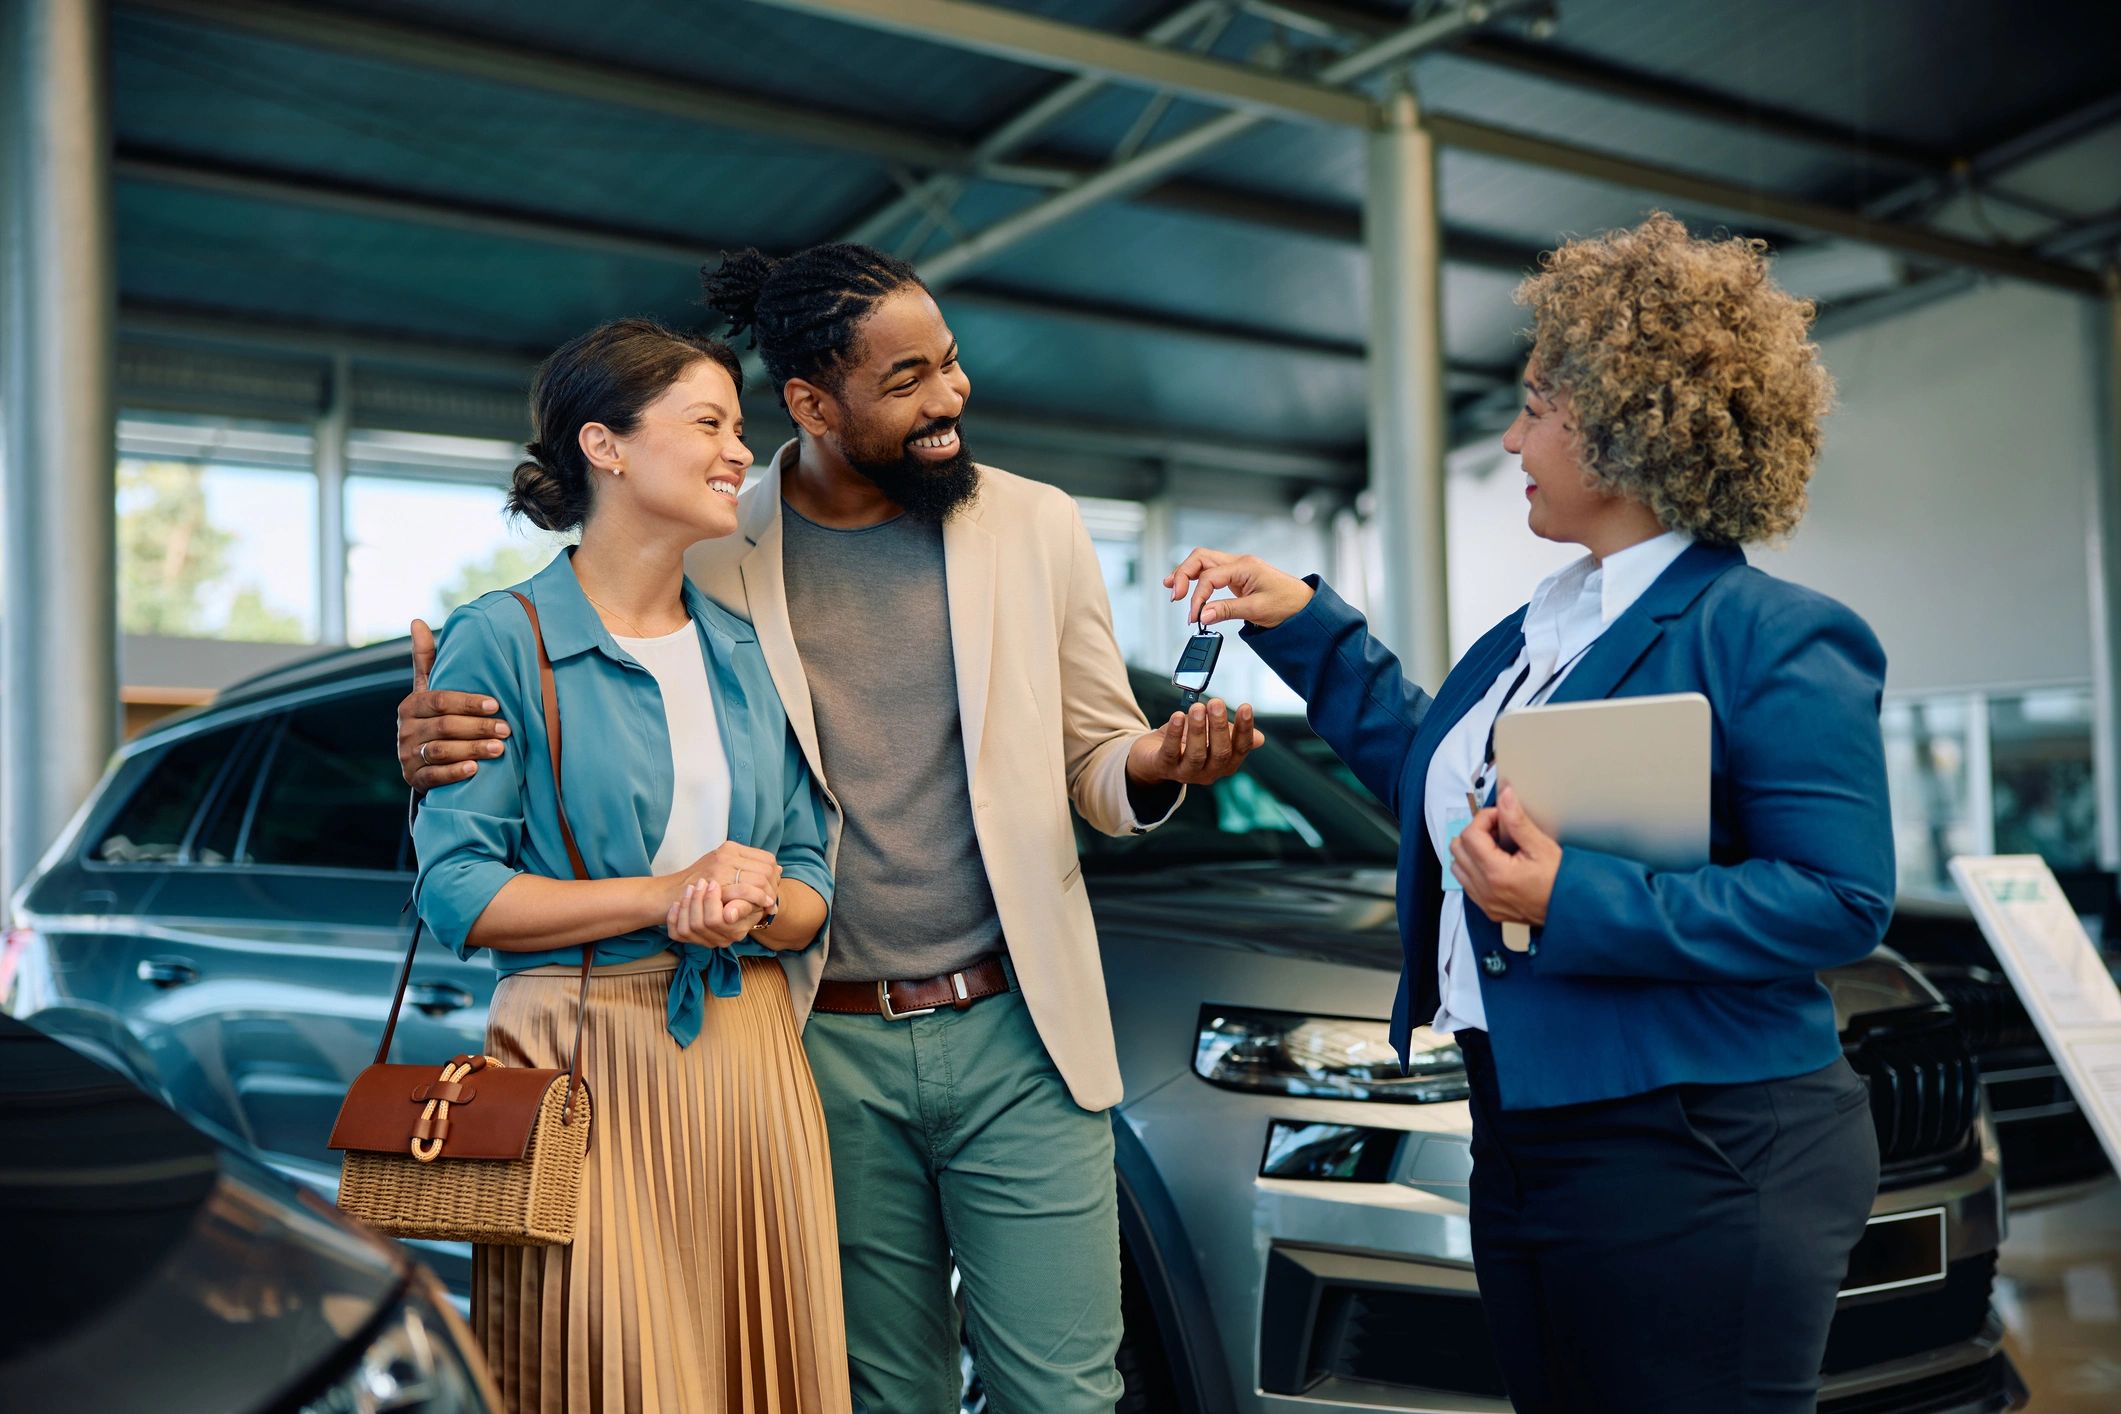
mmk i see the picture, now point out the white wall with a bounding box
[1758,282,2099,694]
[1441,281,2105,695]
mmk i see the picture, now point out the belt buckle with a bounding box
[877,980,937,1021]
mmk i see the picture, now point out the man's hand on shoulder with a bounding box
[397,617,513,792]
[1126,698,1263,790]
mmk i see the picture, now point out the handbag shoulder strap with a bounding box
[375,591,596,1123]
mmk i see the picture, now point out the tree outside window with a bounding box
[117,459,317,643]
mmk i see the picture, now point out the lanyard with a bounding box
[1471,641,1595,798]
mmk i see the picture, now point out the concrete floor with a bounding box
[1997,1182,2121,1411]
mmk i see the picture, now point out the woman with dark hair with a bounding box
[1168,214,1890,1412]
[412,318,847,1412]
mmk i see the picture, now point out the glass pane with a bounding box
[1159,508,1328,713]
[243,691,409,872]
[94,724,246,864]
[1078,496,1147,667]
[192,730,272,867]
[117,459,318,642]
[345,476,572,646]
[1989,687,2098,874]
[1881,695,1977,896]
[1076,686,1395,870]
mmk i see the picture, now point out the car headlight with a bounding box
[1195,1005,1470,1103]
[301,1270,498,1413]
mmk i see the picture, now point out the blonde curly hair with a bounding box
[1515,212,1834,546]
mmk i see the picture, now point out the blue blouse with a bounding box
[412,549,834,1045]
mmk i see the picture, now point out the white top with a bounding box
[1425,531,1694,1034]
[612,624,732,875]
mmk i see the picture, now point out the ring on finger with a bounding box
[418,742,430,764]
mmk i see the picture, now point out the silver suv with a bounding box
[8,642,2020,1413]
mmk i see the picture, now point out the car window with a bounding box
[242,689,410,873]
[92,723,247,864]
[191,730,272,866]
[1079,673,1400,870]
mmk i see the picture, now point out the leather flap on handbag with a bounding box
[328,1062,582,1160]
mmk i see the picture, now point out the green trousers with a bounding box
[803,971,1124,1414]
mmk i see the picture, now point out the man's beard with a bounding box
[835,417,981,525]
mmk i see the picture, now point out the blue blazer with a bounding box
[1244,542,1895,1109]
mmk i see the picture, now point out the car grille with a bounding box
[1923,972,2038,1053]
[1844,1010,1984,1188]
[1822,1253,1996,1375]
[1819,1351,2014,1414]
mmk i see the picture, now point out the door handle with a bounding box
[136,958,199,989]
[406,981,474,1017]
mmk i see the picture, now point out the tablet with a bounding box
[1491,691,1711,871]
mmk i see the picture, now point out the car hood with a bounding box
[1089,862,1404,970]
[0,1016,403,1412]
[1088,867,1943,1030]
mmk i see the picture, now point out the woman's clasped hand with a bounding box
[665,840,784,946]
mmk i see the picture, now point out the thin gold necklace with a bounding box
[582,590,674,640]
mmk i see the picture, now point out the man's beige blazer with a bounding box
[685,443,1177,1112]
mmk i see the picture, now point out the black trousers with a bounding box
[1458,1029,1880,1413]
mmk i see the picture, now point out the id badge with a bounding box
[1439,809,1471,892]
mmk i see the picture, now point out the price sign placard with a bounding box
[1949,855,2121,1176]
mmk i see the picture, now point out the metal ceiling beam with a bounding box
[912,1,1520,289]
[118,0,1516,263]
[115,147,714,265]
[1867,88,2121,225]
[121,0,995,170]
[1422,114,2106,295]
[745,0,1373,128]
[1448,34,1951,175]
[115,303,1364,486]
[949,283,1514,391]
[1258,2,1958,178]
[1970,89,2121,182]
[117,147,1497,381]
[837,0,1229,249]
[1034,152,1543,271]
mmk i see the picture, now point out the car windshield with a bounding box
[1076,672,1400,870]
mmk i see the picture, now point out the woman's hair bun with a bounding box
[507,450,587,533]
[700,248,777,340]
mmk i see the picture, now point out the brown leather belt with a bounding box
[812,956,1010,1020]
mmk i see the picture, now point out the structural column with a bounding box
[2,0,118,899]
[2091,272,2121,872]
[316,352,351,644]
[1364,86,1451,686]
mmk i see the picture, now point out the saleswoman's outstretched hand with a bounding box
[1164,548,1314,630]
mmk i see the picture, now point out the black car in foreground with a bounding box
[0,1014,497,1414]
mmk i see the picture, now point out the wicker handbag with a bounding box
[329,591,595,1245]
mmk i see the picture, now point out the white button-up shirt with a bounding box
[1425,531,1694,1034]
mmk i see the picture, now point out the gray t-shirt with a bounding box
[781,502,1005,981]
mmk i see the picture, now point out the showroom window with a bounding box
[1882,684,2097,897]
[116,415,319,643]
[1078,496,1149,667]
[1154,506,1330,713]
[344,431,572,646]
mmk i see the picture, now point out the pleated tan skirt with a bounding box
[475,954,849,1414]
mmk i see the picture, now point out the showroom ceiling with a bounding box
[110,0,2121,499]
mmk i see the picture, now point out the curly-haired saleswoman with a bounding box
[1169,214,1889,1412]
